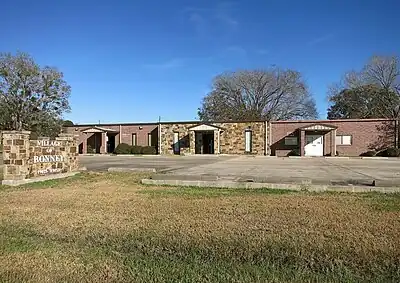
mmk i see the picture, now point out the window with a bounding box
[336,135,352,145]
[148,133,152,146]
[245,130,252,152]
[285,137,298,145]
[132,134,137,146]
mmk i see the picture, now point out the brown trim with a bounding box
[271,118,395,124]
[187,123,226,130]
[67,119,268,128]
[299,123,338,130]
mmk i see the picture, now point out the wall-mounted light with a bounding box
[139,126,143,130]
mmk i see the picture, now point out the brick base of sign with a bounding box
[2,130,80,186]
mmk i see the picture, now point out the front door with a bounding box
[107,135,116,153]
[304,135,323,156]
[202,132,214,154]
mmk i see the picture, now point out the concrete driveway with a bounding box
[79,155,400,187]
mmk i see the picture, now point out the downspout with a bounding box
[217,130,220,154]
[264,120,268,156]
[269,121,272,156]
[119,125,122,144]
[158,122,162,155]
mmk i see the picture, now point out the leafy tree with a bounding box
[62,120,74,127]
[198,69,318,121]
[0,52,71,136]
[328,55,400,119]
[327,84,399,119]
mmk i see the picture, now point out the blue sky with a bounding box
[2,0,400,124]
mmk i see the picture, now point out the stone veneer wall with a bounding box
[219,121,266,155]
[2,131,79,182]
[160,121,267,155]
[29,135,79,178]
[160,123,197,155]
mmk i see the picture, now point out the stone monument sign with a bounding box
[2,130,79,186]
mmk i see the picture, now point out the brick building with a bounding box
[65,118,397,157]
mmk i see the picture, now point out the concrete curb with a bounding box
[108,167,156,173]
[141,179,400,193]
[361,157,389,160]
[1,171,81,187]
[287,156,313,159]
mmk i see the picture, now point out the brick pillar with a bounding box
[2,131,31,182]
[82,133,88,154]
[300,130,305,156]
[56,133,79,172]
[331,129,337,156]
[100,132,107,154]
[214,130,219,154]
[189,131,195,154]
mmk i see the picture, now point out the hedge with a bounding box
[360,150,376,157]
[377,147,400,157]
[113,143,157,155]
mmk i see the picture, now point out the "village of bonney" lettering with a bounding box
[33,140,64,164]
[37,140,61,147]
[33,155,64,163]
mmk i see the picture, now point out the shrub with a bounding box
[377,147,400,157]
[141,146,157,155]
[360,150,376,157]
[131,145,142,154]
[114,143,132,154]
[287,149,300,156]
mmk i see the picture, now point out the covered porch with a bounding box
[80,126,119,154]
[299,124,337,156]
[188,124,225,154]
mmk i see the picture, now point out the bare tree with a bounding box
[0,52,71,134]
[198,69,318,121]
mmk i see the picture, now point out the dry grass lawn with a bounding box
[0,172,399,282]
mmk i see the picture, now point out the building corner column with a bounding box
[82,133,88,154]
[189,131,195,155]
[214,130,220,154]
[331,129,337,156]
[264,120,268,155]
[300,130,305,156]
[100,132,107,154]
[158,124,162,155]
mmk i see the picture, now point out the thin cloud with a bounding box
[143,58,185,70]
[256,49,269,55]
[214,13,238,27]
[189,13,207,35]
[183,2,239,35]
[308,33,334,46]
[226,46,247,56]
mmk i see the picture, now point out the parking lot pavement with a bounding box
[166,156,400,186]
[79,155,400,186]
[79,155,234,172]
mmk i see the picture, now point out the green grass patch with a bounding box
[138,186,295,197]
[363,192,400,211]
